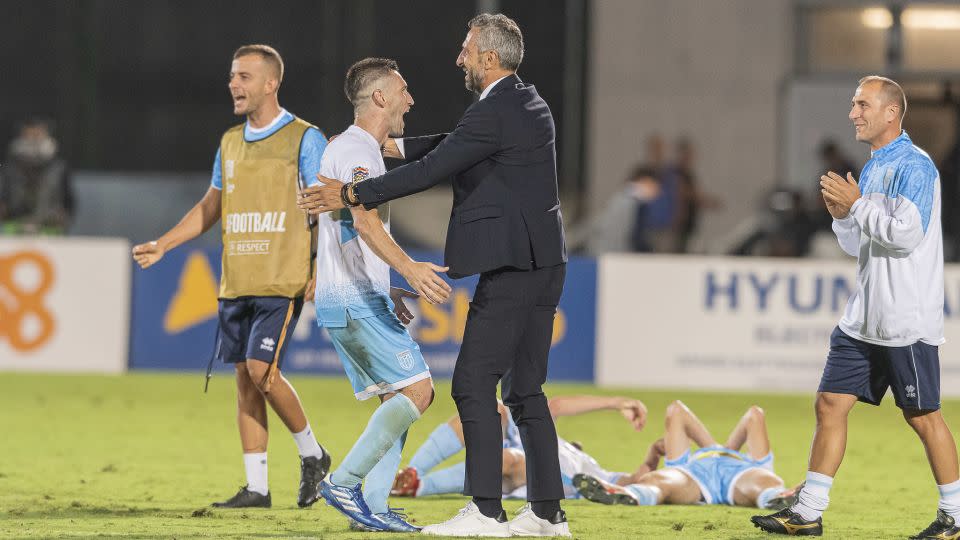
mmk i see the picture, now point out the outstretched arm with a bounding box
[132,186,221,268]
[547,395,648,431]
[349,205,451,305]
[298,104,499,214]
[387,134,448,161]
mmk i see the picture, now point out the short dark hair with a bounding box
[344,57,399,108]
[467,13,524,71]
[858,75,907,120]
[233,44,284,82]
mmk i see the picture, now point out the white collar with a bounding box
[246,108,288,134]
[479,75,510,101]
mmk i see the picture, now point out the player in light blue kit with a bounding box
[310,57,451,532]
[573,401,796,512]
[753,76,960,539]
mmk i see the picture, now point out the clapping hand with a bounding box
[820,171,860,218]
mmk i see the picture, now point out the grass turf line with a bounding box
[0,372,950,538]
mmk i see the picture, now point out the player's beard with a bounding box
[464,64,484,94]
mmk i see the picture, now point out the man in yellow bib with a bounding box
[132,44,331,509]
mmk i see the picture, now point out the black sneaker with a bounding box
[297,445,332,508]
[573,473,638,505]
[910,510,960,539]
[751,507,822,536]
[211,486,271,508]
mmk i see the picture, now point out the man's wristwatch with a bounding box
[340,182,360,208]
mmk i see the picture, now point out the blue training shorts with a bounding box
[665,446,773,505]
[327,312,431,400]
[217,296,303,366]
[819,326,941,411]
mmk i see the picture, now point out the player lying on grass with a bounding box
[390,394,655,500]
[574,401,798,511]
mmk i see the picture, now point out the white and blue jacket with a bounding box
[833,131,944,346]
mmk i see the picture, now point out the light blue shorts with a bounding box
[326,312,431,400]
[665,445,774,505]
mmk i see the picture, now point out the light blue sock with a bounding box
[417,462,466,496]
[757,486,787,509]
[331,394,420,488]
[624,484,659,505]
[363,432,407,515]
[408,423,463,474]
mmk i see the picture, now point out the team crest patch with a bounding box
[397,350,415,371]
[352,166,369,183]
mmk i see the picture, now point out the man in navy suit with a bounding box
[299,13,570,537]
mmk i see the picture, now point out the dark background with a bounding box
[3,0,585,187]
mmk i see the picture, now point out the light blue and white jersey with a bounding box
[504,437,623,500]
[833,131,944,346]
[209,108,327,191]
[313,125,392,327]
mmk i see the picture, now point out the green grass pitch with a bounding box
[0,372,954,538]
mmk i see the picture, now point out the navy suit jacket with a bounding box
[353,74,567,278]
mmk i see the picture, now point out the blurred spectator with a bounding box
[0,117,74,234]
[628,166,663,253]
[568,166,661,256]
[638,134,680,253]
[812,139,858,231]
[672,137,721,252]
[730,189,817,257]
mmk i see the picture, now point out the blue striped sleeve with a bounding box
[299,127,328,188]
[897,159,937,233]
[210,147,222,190]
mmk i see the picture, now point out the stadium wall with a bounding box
[586,0,792,252]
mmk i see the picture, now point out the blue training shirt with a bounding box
[832,130,944,346]
[210,108,327,190]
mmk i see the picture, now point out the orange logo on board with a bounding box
[0,251,56,351]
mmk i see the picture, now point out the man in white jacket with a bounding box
[752,76,960,539]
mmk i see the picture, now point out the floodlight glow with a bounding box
[861,7,960,30]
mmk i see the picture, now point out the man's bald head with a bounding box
[858,75,907,120]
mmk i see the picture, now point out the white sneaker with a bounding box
[507,504,571,537]
[421,501,510,537]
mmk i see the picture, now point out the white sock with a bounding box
[757,486,787,509]
[938,479,960,521]
[792,471,832,521]
[292,424,324,458]
[243,452,269,495]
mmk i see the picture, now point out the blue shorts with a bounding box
[326,312,431,400]
[665,446,773,505]
[819,327,941,411]
[217,296,303,365]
